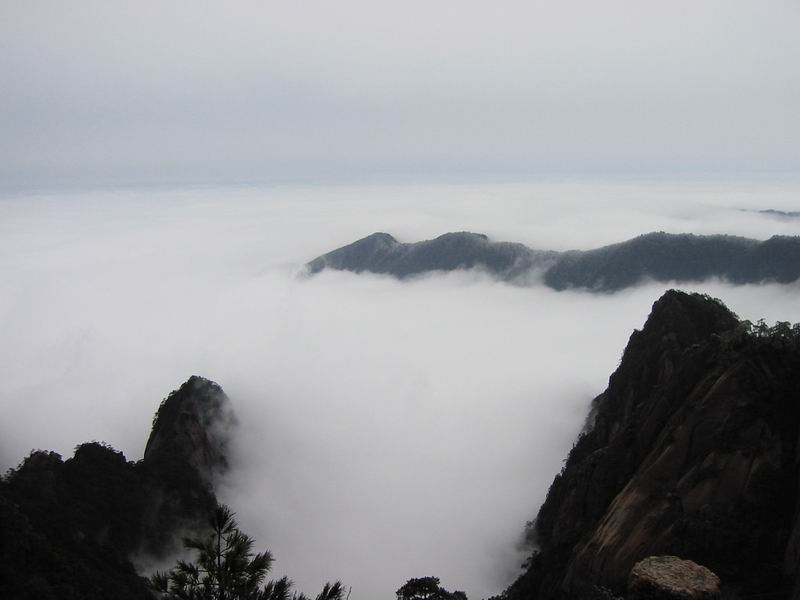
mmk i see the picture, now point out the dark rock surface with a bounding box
[0,375,233,600]
[627,556,720,600]
[144,375,232,478]
[503,291,800,599]
[307,231,800,291]
[139,376,234,554]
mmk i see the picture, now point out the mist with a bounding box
[2,181,800,598]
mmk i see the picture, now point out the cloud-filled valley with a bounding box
[2,181,800,599]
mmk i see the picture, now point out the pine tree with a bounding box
[396,577,467,600]
[150,504,344,600]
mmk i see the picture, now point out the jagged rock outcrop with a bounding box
[144,375,232,478]
[0,375,234,599]
[504,290,800,599]
[139,376,234,553]
[627,556,720,600]
[306,231,800,291]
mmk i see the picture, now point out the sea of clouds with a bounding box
[1,181,799,599]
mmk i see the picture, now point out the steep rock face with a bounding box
[307,231,800,291]
[506,291,800,599]
[144,375,232,477]
[139,375,234,553]
[0,375,234,599]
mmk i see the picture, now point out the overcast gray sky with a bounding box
[1,1,798,186]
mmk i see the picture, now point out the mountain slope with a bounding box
[307,232,800,291]
[504,291,800,599]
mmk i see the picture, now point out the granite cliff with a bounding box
[503,291,800,599]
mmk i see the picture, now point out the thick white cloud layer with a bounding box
[1,181,800,598]
[1,1,798,183]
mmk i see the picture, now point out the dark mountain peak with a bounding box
[144,375,233,480]
[364,231,398,243]
[506,291,800,599]
[348,231,398,250]
[71,440,129,469]
[307,231,545,280]
[16,449,64,471]
[639,290,739,345]
[0,376,238,598]
[306,232,400,274]
[598,291,738,438]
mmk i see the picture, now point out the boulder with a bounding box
[628,556,720,600]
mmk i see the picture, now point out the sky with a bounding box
[1,1,799,186]
[2,181,800,598]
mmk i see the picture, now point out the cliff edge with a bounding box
[505,290,800,599]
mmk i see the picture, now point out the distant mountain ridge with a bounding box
[307,231,554,281]
[750,209,800,220]
[306,231,800,291]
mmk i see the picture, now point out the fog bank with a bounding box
[1,181,799,598]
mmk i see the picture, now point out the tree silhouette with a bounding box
[150,504,345,600]
[396,576,467,600]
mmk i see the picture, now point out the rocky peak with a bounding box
[306,232,399,274]
[591,291,738,443]
[362,231,398,245]
[506,290,800,599]
[0,376,238,598]
[144,375,234,481]
[637,290,739,345]
[341,231,399,256]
